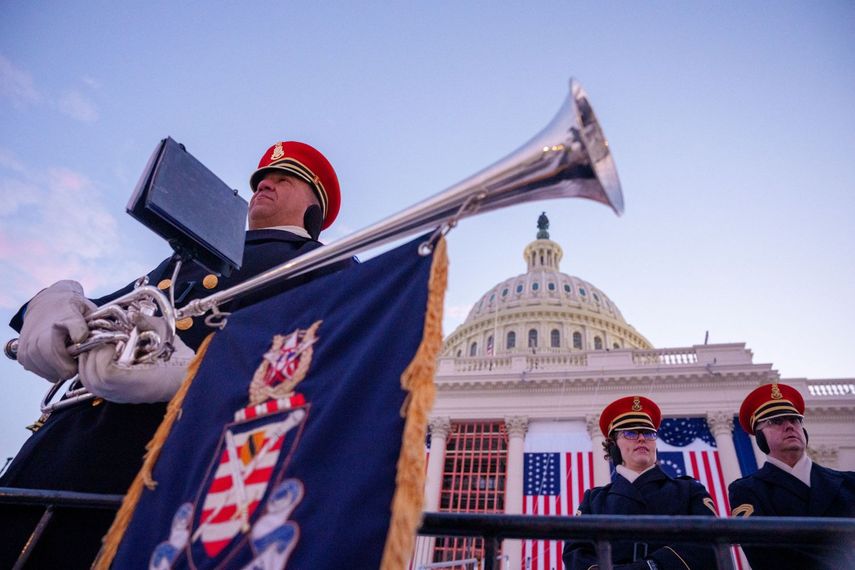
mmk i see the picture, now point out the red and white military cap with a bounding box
[599,395,662,438]
[249,141,341,230]
[738,383,805,435]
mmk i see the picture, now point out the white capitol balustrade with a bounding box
[436,343,759,376]
[808,380,855,397]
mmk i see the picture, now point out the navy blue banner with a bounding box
[105,234,444,569]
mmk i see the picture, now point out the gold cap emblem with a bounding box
[270,142,285,161]
[632,397,642,412]
[176,317,193,331]
[771,384,783,400]
[157,279,172,290]
[202,274,219,289]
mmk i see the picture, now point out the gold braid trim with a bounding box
[663,545,691,570]
[379,237,447,570]
[93,333,215,570]
[731,503,754,518]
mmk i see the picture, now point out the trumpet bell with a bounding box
[435,77,623,222]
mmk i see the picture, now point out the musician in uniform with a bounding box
[0,141,354,568]
[728,382,855,569]
[562,396,717,570]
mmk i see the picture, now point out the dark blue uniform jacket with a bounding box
[728,461,855,570]
[563,465,717,570]
[0,229,354,569]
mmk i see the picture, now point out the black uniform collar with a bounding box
[245,228,317,244]
[610,465,669,505]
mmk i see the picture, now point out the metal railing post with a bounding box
[13,505,55,570]
[595,540,613,570]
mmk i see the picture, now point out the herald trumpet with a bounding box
[8,78,623,379]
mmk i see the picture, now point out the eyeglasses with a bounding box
[760,416,803,428]
[617,430,658,441]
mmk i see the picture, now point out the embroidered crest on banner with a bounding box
[249,320,321,405]
[152,322,322,568]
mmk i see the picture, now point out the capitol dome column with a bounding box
[706,411,742,486]
[503,416,529,567]
[586,414,610,486]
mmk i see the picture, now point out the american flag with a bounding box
[657,418,730,518]
[522,451,594,570]
[658,418,744,570]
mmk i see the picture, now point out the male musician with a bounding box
[728,383,855,569]
[562,396,717,570]
[0,141,352,568]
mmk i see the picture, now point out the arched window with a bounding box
[469,342,478,356]
[528,329,538,348]
[456,349,462,358]
[550,329,560,348]
[594,336,603,350]
[573,331,582,349]
[613,342,620,349]
[532,282,539,291]
[506,331,516,349]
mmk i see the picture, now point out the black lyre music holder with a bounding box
[127,137,247,276]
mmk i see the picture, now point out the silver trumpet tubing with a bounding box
[7,78,622,381]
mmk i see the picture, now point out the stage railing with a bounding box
[2,488,854,569]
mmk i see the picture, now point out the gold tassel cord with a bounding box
[93,333,215,570]
[380,237,448,570]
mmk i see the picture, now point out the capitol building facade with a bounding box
[413,214,855,570]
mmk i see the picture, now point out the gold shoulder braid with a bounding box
[731,504,754,518]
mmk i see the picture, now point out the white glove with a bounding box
[78,315,196,404]
[17,280,96,382]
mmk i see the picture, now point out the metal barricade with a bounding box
[0,487,123,569]
[416,512,855,570]
[2,488,854,569]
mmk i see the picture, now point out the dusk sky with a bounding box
[1,2,853,460]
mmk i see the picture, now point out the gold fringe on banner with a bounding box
[380,236,448,570]
[94,333,215,570]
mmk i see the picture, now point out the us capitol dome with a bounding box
[442,212,652,358]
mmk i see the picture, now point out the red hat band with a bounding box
[250,141,341,230]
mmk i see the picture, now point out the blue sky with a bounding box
[1,2,853,460]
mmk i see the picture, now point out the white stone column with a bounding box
[503,416,529,568]
[416,417,451,569]
[586,413,610,487]
[706,411,742,487]
[425,417,451,511]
